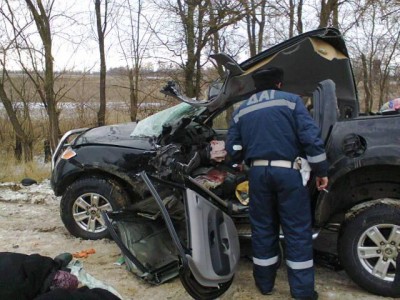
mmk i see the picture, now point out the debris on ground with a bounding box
[73,248,96,259]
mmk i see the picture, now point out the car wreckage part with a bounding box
[184,188,240,285]
[104,172,239,299]
[101,172,187,285]
[141,172,188,261]
[101,211,149,275]
[51,128,87,171]
[179,267,234,300]
[60,177,128,240]
[338,203,400,297]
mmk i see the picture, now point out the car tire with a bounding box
[60,177,128,240]
[179,267,233,300]
[338,203,400,297]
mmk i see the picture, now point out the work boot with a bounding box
[255,282,273,295]
[54,252,73,268]
[293,291,318,300]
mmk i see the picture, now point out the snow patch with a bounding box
[0,180,59,204]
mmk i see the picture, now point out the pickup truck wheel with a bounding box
[60,177,128,240]
[338,203,400,297]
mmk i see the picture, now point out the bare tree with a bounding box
[0,0,59,161]
[0,0,46,160]
[0,0,87,158]
[242,0,304,47]
[349,0,400,112]
[0,65,35,161]
[116,0,155,122]
[153,0,248,98]
[94,0,108,126]
[23,0,62,152]
[243,0,267,56]
[207,3,248,126]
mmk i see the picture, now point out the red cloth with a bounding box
[50,270,79,291]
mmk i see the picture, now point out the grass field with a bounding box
[0,73,185,182]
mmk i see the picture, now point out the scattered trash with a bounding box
[21,178,38,186]
[68,260,123,299]
[73,248,96,259]
[113,256,125,266]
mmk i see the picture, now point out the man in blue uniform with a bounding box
[226,67,328,300]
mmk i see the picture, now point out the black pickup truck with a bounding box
[51,28,400,299]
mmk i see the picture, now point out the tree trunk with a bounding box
[289,0,295,38]
[319,0,329,28]
[128,68,139,121]
[244,0,266,56]
[182,1,197,98]
[44,140,51,163]
[245,1,257,57]
[332,0,339,28]
[361,53,373,114]
[23,140,33,162]
[44,28,58,151]
[0,82,34,161]
[95,0,107,126]
[319,0,339,28]
[15,136,22,161]
[209,7,224,76]
[257,0,266,54]
[297,0,303,34]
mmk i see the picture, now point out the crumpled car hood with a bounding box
[163,28,358,114]
[74,122,154,150]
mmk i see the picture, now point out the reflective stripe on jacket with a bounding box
[226,89,328,177]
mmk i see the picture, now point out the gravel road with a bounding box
[0,181,394,300]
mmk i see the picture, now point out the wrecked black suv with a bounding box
[51,28,400,299]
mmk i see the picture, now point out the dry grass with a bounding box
[0,151,51,183]
[0,73,185,182]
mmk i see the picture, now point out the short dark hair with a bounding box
[252,67,284,91]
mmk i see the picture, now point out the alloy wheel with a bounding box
[72,192,113,233]
[357,224,400,281]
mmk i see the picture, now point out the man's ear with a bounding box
[276,82,282,89]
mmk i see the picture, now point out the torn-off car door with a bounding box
[104,171,240,300]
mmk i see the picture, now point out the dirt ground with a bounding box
[0,181,395,300]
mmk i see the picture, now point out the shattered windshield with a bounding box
[131,103,206,138]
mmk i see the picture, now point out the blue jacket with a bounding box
[226,89,328,177]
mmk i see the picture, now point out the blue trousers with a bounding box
[249,166,314,298]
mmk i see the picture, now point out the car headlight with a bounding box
[61,147,77,160]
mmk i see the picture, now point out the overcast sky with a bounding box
[2,1,398,73]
